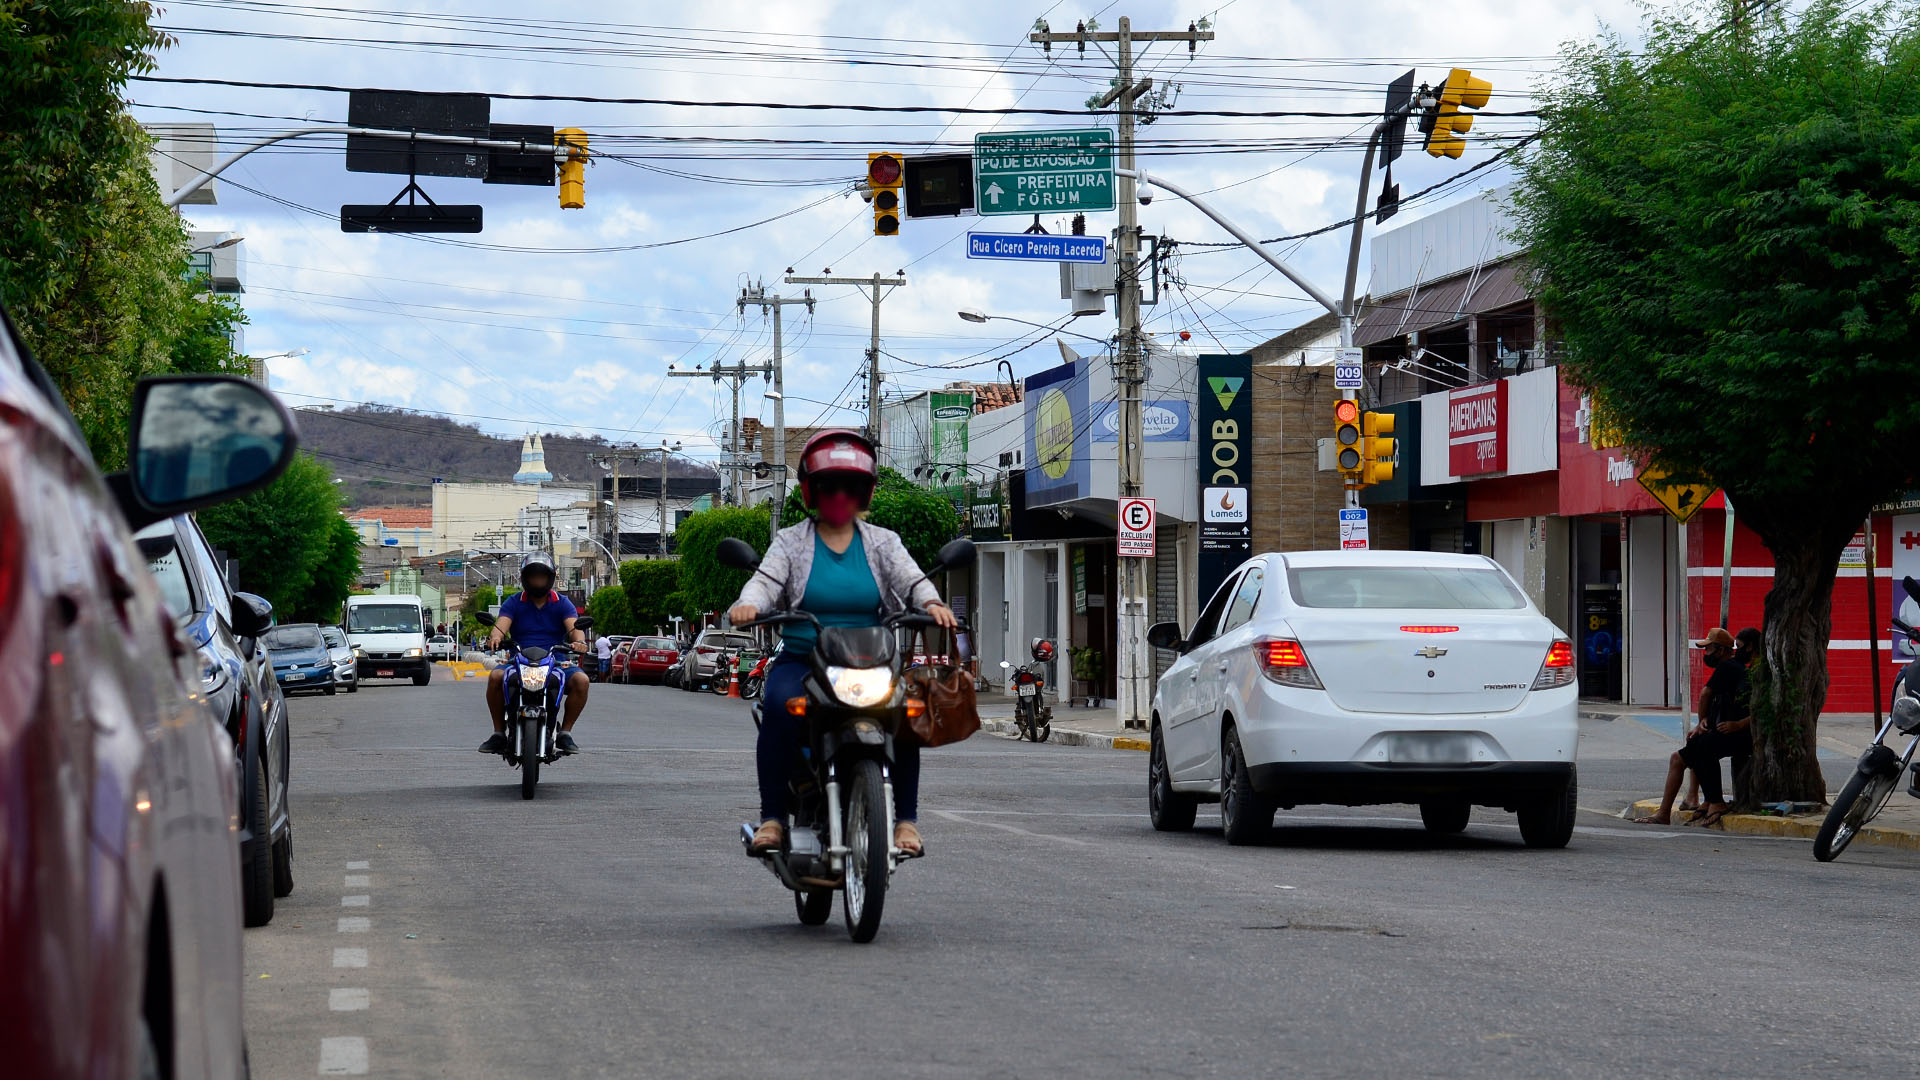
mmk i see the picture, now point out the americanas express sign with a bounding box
[974,129,1116,215]
[1091,400,1190,442]
[1447,379,1507,477]
[967,233,1108,263]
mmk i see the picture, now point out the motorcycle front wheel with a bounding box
[1814,767,1897,862]
[710,665,733,695]
[842,758,889,943]
[520,718,542,800]
[742,676,764,700]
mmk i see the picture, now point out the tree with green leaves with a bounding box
[195,453,343,618]
[1509,0,1920,802]
[461,583,499,643]
[294,515,361,624]
[671,504,771,620]
[584,584,635,637]
[619,559,680,632]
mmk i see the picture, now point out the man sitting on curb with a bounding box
[1636,627,1758,826]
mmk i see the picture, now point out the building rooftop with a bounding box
[349,506,433,530]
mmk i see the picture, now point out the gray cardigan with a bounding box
[733,518,939,617]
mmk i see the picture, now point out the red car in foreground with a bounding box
[616,636,680,683]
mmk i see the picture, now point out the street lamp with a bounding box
[189,236,244,254]
[956,309,1111,345]
[251,347,308,361]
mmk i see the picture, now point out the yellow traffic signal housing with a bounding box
[558,128,588,208]
[1334,399,1363,482]
[1361,411,1397,487]
[869,152,903,236]
[1423,68,1493,159]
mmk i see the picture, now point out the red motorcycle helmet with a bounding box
[797,428,878,509]
[1030,638,1055,663]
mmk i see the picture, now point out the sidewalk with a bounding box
[977,699,1149,751]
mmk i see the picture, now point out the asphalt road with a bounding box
[247,675,1917,1079]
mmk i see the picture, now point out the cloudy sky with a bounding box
[136,0,1653,469]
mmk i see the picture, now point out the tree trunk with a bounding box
[1735,494,1866,806]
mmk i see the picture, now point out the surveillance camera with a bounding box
[1137,182,1156,206]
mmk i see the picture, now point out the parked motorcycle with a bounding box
[709,647,738,696]
[1814,576,1920,861]
[999,637,1055,742]
[717,534,975,943]
[741,654,768,700]
[474,613,592,800]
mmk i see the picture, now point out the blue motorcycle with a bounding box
[476,613,593,800]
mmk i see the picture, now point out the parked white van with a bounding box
[344,594,432,686]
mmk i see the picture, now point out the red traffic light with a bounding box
[868,154,902,187]
[1334,399,1360,424]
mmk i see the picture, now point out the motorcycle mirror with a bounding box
[474,612,497,627]
[931,537,977,571]
[716,537,760,571]
[573,616,595,632]
[999,660,1012,669]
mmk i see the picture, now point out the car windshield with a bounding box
[348,604,423,634]
[637,637,675,649]
[1287,566,1526,610]
[264,625,326,651]
[321,627,346,648]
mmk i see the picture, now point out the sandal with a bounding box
[749,819,785,854]
[1676,800,1701,813]
[1686,808,1727,828]
[1631,816,1671,826]
[894,821,923,857]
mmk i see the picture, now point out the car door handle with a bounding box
[1215,661,1230,672]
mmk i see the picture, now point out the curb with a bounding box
[980,718,1149,752]
[1622,798,1920,852]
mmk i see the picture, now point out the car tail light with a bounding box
[1531,639,1576,690]
[1399,625,1459,634]
[1256,639,1322,689]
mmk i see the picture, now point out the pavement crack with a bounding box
[1241,922,1404,937]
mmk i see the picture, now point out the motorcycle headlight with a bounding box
[518,664,550,690]
[826,666,893,708]
[405,647,424,657]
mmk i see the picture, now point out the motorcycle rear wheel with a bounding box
[1814,768,1896,862]
[795,888,832,925]
[520,718,542,800]
[742,676,764,700]
[842,758,889,943]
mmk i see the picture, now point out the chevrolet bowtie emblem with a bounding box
[1415,646,1448,659]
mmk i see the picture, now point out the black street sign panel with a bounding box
[484,123,556,186]
[341,203,483,233]
[346,90,490,179]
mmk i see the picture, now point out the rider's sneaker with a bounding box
[556,731,580,755]
[478,733,511,756]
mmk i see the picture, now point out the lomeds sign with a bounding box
[1447,380,1507,477]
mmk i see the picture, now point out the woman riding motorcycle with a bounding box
[729,429,957,858]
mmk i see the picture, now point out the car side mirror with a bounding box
[232,591,273,639]
[931,537,977,572]
[716,537,760,571]
[1146,621,1185,653]
[114,375,299,532]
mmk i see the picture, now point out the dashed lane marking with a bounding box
[319,1036,368,1075]
[333,948,368,969]
[337,917,370,933]
[330,989,370,1012]
[345,860,370,870]
[344,874,371,888]
[341,895,370,908]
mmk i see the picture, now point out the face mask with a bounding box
[814,490,859,526]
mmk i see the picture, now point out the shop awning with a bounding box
[1354,259,1530,348]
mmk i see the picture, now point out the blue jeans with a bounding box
[757,654,919,823]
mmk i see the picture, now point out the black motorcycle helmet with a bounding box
[520,551,556,596]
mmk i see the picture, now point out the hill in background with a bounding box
[294,405,715,508]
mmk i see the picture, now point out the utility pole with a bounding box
[656,440,681,556]
[594,446,648,565]
[1032,16,1212,731]
[737,283,814,536]
[668,359,772,505]
[783,271,906,450]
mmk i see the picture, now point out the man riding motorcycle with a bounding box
[479,553,591,756]
[728,429,957,858]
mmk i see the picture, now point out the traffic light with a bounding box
[1334,399,1363,482]
[1421,68,1492,159]
[557,128,588,208]
[868,152,903,235]
[1361,411,1396,487]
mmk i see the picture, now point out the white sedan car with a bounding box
[1147,550,1578,848]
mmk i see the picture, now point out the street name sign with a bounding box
[1339,507,1370,550]
[973,128,1115,216]
[1334,347,1363,391]
[1118,497,1156,558]
[1635,464,1716,524]
[967,233,1107,263]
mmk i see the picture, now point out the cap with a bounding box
[1691,627,1736,650]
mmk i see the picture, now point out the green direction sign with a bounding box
[973,128,1115,216]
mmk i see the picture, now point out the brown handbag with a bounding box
[901,633,981,747]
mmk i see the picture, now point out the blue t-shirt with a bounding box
[499,590,579,652]
[780,531,882,656]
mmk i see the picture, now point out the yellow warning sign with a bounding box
[1635,464,1717,524]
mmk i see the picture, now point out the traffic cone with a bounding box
[727,666,741,699]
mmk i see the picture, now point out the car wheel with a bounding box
[1419,800,1471,834]
[1219,724,1273,846]
[1148,723,1197,832]
[413,666,431,686]
[1517,767,1577,849]
[324,683,337,696]
[241,754,275,926]
[135,1015,162,1080]
[272,834,294,897]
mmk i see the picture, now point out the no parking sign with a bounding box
[1118,497,1156,557]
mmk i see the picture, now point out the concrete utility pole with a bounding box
[668,359,772,505]
[783,272,906,450]
[736,284,814,536]
[1032,15,1212,731]
[657,440,682,556]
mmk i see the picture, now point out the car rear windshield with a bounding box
[705,634,752,650]
[348,604,423,634]
[1287,566,1526,609]
[637,637,675,649]
[264,626,326,651]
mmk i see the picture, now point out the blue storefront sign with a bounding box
[1023,359,1090,507]
[1091,400,1190,442]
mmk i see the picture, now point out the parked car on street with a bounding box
[1147,551,1579,848]
[136,514,296,926]
[0,305,299,1080]
[426,633,457,660]
[622,635,681,684]
[321,625,358,692]
[266,622,339,696]
[682,629,755,690]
